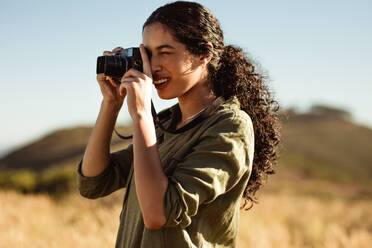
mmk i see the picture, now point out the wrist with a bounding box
[132,111,154,125]
[101,99,123,115]
[132,111,157,147]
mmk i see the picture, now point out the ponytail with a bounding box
[212,45,281,209]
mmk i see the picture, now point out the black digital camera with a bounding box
[96,47,142,80]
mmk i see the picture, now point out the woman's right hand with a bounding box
[96,47,126,111]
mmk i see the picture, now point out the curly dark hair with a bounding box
[144,1,281,209]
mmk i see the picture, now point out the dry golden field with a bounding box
[1,184,371,248]
[1,112,372,247]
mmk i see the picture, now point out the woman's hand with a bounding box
[119,44,153,121]
[118,45,167,229]
[96,47,126,112]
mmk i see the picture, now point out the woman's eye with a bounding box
[160,52,170,55]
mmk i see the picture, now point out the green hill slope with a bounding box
[0,126,132,172]
[279,108,372,185]
[0,105,371,194]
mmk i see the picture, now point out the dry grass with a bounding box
[1,189,371,248]
[0,190,123,248]
[238,194,372,248]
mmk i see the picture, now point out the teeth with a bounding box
[154,78,168,85]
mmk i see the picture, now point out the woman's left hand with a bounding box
[119,44,153,121]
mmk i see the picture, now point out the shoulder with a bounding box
[202,97,254,140]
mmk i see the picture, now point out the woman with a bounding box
[78,1,280,247]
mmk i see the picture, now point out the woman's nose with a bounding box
[151,57,162,74]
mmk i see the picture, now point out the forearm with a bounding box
[133,113,168,229]
[81,100,120,177]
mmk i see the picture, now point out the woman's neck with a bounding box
[177,83,216,127]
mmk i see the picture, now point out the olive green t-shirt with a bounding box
[78,96,254,248]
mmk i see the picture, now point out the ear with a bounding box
[199,55,211,67]
[199,42,213,66]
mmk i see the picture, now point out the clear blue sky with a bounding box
[1,0,371,155]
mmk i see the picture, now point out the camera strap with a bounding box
[114,96,225,140]
[114,100,177,139]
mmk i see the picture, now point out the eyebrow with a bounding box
[156,44,175,50]
[144,44,175,56]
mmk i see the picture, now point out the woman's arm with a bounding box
[81,99,120,177]
[132,114,168,230]
[119,45,168,230]
[78,97,134,199]
[81,48,126,177]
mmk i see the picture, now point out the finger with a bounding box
[122,69,146,81]
[97,73,106,81]
[97,73,109,85]
[120,77,141,89]
[107,76,118,87]
[119,82,129,96]
[103,46,123,56]
[112,47,123,54]
[139,44,152,77]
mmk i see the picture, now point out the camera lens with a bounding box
[96,55,128,78]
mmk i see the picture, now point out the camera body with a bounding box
[96,47,143,80]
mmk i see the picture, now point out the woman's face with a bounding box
[142,22,208,100]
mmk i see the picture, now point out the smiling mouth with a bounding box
[153,78,168,85]
[153,78,169,89]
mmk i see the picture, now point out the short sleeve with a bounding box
[77,144,133,199]
[163,115,253,228]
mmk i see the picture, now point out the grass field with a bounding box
[1,183,371,248]
[1,115,371,247]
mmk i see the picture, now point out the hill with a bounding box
[0,105,371,194]
[279,106,372,185]
[0,126,132,172]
